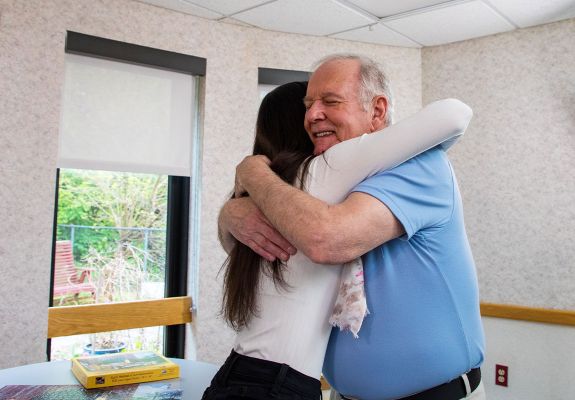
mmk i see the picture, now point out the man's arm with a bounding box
[217,196,297,262]
[235,156,404,264]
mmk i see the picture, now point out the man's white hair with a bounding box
[313,54,394,126]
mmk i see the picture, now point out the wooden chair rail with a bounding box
[480,302,575,327]
[48,296,192,338]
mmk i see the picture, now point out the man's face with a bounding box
[304,59,373,155]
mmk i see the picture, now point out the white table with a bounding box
[0,358,219,399]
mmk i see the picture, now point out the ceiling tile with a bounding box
[346,0,450,18]
[331,23,422,47]
[184,0,272,16]
[487,0,575,28]
[384,0,515,46]
[233,0,375,36]
[137,0,223,19]
[135,0,574,47]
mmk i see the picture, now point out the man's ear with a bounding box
[370,96,388,132]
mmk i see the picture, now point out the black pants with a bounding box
[201,350,322,400]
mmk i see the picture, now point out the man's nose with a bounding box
[305,100,325,122]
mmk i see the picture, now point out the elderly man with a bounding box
[220,54,485,400]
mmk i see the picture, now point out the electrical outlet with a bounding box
[495,364,508,387]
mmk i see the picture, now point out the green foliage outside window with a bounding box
[56,169,168,303]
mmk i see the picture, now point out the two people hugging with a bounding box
[204,54,485,400]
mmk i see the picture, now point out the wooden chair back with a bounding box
[48,297,193,338]
[53,240,96,300]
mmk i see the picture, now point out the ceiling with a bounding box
[136,0,575,47]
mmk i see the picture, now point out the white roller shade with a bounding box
[58,53,195,176]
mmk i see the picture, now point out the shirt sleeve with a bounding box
[305,98,472,204]
[352,148,454,239]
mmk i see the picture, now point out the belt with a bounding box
[341,368,481,400]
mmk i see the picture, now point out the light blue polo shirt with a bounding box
[323,148,484,400]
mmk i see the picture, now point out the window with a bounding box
[49,32,205,360]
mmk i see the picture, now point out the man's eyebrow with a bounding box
[303,92,343,102]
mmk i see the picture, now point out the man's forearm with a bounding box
[217,195,298,261]
[239,161,333,260]
[237,156,403,264]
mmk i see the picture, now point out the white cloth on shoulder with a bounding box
[329,257,368,338]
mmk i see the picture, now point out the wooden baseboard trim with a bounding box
[48,296,192,338]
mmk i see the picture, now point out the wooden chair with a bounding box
[53,240,96,304]
[48,296,192,338]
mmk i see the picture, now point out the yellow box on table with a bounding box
[71,351,179,389]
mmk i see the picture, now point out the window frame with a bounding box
[257,67,309,85]
[48,32,206,360]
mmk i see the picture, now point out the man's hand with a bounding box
[220,197,297,262]
[234,155,271,198]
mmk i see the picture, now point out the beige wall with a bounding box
[422,18,575,311]
[0,0,421,368]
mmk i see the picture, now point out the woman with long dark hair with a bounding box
[203,81,472,400]
[220,81,314,332]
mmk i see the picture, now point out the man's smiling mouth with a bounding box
[314,131,335,137]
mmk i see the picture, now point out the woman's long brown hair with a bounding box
[221,82,314,331]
